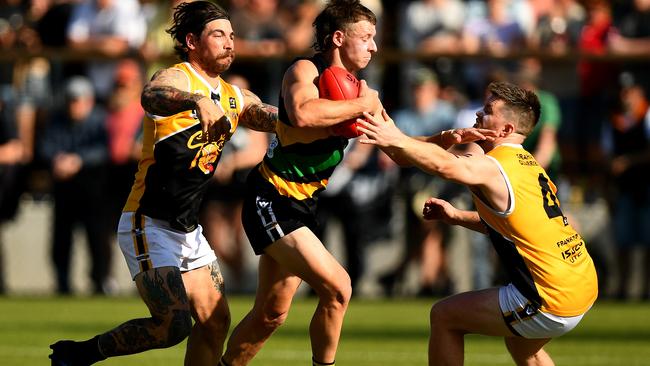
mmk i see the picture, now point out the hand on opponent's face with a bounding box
[443,128,498,145]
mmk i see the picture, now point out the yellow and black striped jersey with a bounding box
[123,62,244,232]
[473,143,598,316]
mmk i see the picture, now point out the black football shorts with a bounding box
[242,171,319,255]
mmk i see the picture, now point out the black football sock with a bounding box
[312,356,335,366]
[50,335,106,365]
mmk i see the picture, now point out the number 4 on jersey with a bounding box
[538,173,569,226]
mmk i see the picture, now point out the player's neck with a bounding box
[323,50,357,75]
[187,60,222,89]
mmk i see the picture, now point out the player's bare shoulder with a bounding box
[146,67,188,89]
[141,67,198,116]
[283,59,320,88]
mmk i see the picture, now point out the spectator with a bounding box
[105,58,145,232]
[39,76,113,295]
[516,58,563,181]
[527,0,585,55]
[139,0,187,79]
[567,0,618,197]
[279,0,323,54]
[608,0,650,93]
[380,67,459,297]
[0,85,25,294]
[66,0,147,102]
[228,0,286,101]
[609,0,650,56]
[462,0,526,98]
[462,0,527,55]
[397,0,466,106]
[36,0,73,49]
[399,0,465,55]
[605,76,650,300]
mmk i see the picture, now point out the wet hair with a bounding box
[487,81,540,136]
[312,0,376,52]
[167,1,230,61]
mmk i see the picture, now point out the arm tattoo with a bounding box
[141,85,203,116]
[239,102,278,132]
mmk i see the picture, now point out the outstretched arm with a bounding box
[141,68,226,135]
[238,89,278,132]
[423,197,487,234]
[424,127,498,150]
[358,110,496,186]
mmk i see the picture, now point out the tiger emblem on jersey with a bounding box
[188,131,228,174]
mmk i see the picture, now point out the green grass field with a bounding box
[1,296,649,365]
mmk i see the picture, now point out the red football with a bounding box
[318,66,363,138]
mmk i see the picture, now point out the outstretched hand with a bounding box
[422,197,457,224]
[441,128,498,146]
[357,109,407,149]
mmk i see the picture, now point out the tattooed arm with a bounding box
[238,89,278,133]
[141,68,226,135]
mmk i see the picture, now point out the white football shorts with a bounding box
[117,212,217,279]
[499,283,587,339]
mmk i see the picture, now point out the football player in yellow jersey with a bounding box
[359,81,598,366]
[49,2,277,366]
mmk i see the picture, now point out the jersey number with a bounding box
[538,173,568,225]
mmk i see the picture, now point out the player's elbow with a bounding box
[290,108,319,128]
[292,117,312,128]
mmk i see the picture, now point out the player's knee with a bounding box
[318,274,352,310]
[198,309,231,340]
[256,306,290,333]
[429,302,449,329]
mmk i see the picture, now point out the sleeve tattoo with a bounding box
[141,69,204,116]
[239,89,278,132]
[239,102,278,132]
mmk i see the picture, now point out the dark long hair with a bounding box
[312,0,376,53]
[167,1,230,61]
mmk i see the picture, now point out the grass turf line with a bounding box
[1,296,649,365]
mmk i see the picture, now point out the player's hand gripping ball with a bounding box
[318,66,363,138]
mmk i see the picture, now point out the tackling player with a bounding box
[359,81,598,366]
[49,2,277,365]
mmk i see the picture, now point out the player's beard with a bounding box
[206,51,235,75]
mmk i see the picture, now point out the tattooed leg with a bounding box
[98,267,193,357]
[184,260,231,365]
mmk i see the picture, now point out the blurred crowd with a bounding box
[0,0,649,301]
